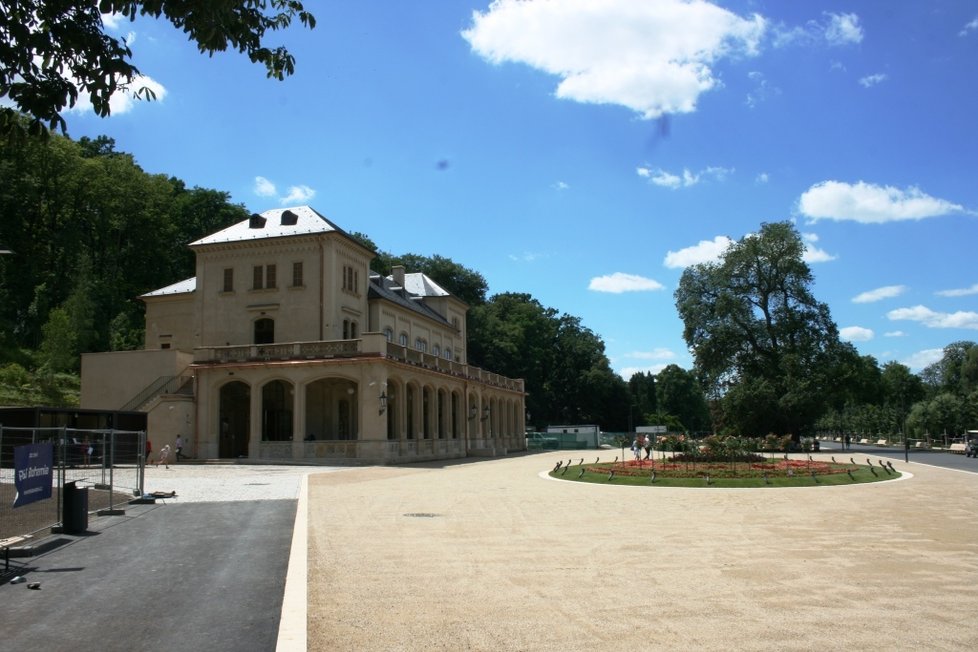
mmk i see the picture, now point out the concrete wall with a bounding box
[80,349,193,410]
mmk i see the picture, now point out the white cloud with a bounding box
[554,181,570,190]
[65,74,167,116]
[255,178,317,205]
[798,180,965,223]
[887,305,978,330]
[102,13,125,30]
[254,176,277,197]
[280,185,316,205]
[744,70,780,108]
[664,235,733,268]
[884,331,905,337]
[840,326,874,342]
[858,73,888,88]
[618,364,671,379]
[800,232,836,263]
[462,0,766,119]
[960,17,978,37]
[508,251,548,263]
[936,283,978,297]
[825,12,864,45]
[588,272,664,293]
[637,165,732,189]
[622,348,677,361]
[852,285,907,303]
[755,172,770,184]
[772,12,863,48]
[901,348,944,372]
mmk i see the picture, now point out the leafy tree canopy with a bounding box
[0,0,315,136]
[675,221,843,437]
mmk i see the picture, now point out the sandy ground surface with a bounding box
[307,452,978,651]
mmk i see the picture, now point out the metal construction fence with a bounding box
[0,426,146,541]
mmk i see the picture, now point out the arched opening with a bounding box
[219,381,250,458]
[305,378,358,440]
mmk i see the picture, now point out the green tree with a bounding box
[0,0,316,136]
[675,221,842,437]
[38,307,75,372]
[655,364,711,434]
[628,371,657,428]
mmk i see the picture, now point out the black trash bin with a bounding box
[62,481,89,534]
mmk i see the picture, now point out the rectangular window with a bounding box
[342,264,358,293]
[292,262,303,287]
[223,268,234,292]
[253,265,264,290]
[266,263,277,289]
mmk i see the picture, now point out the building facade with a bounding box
[81,206,526,464]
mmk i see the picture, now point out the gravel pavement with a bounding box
[305,452,978,651]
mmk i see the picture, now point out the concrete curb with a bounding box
[276,472,308,651]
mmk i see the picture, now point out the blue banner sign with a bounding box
[14,442,54,508]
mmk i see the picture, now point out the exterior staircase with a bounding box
[121,374,193,412]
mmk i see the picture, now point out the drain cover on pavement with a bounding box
[403,512,440,518]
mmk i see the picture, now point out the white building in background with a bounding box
[81,206,526,463]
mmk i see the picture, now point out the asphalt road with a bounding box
[2,500,296,652]
[819,440,978,473]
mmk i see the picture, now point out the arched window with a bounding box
[444,347,452,360]
[350,321,358,338]
[415,338,427,352]
[254,318,274,344]
[399,332,408,346]
[384,327,394,342]
[433,344,441,357]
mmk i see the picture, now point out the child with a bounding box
[156,444,171,469]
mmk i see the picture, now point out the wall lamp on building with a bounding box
[379,391,388,416]
[481,406,490,421]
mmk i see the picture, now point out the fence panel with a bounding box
[1,426,145,541]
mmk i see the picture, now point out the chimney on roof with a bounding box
[392,265,405,289]
[248,213,266,229]
[280,209,298,226]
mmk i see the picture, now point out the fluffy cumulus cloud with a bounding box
[852,285,907,303]
[280,185,316,205]
[798,181,965,223]
[902,348,944,371]
[65,74,167,116]
[800,232,835,263]
[937,283,978,297]
[824,12,864,45]
[623,348,677,361]
[664,235,733,268]
[840,326,874,342]
[254,176,277,197]
[588,272,664,293]
[253,177,316,205]
[637,165,732,189]
[887,305,978,330]
[884,331,906,337]
[462,0,766,119]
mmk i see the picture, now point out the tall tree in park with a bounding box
[654,364,711,434]
[675,221,843,437]
[628,371,657,428]
[0,0,315,136]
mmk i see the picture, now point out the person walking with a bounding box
[156,444,171,469]
[175,435,184,462]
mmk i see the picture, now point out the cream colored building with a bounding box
[81,206,526,463]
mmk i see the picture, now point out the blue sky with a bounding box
[64,1,978,379]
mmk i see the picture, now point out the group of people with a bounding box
[631,436,653,461]
[146,435,185,469]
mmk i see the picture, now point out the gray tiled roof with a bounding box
[369,274,451,326]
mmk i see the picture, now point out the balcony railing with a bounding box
[192,336,524,393]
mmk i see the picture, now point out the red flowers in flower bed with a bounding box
[586,458,851,478]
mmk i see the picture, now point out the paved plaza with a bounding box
[3,454,978,651]
[305,452,978,651]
